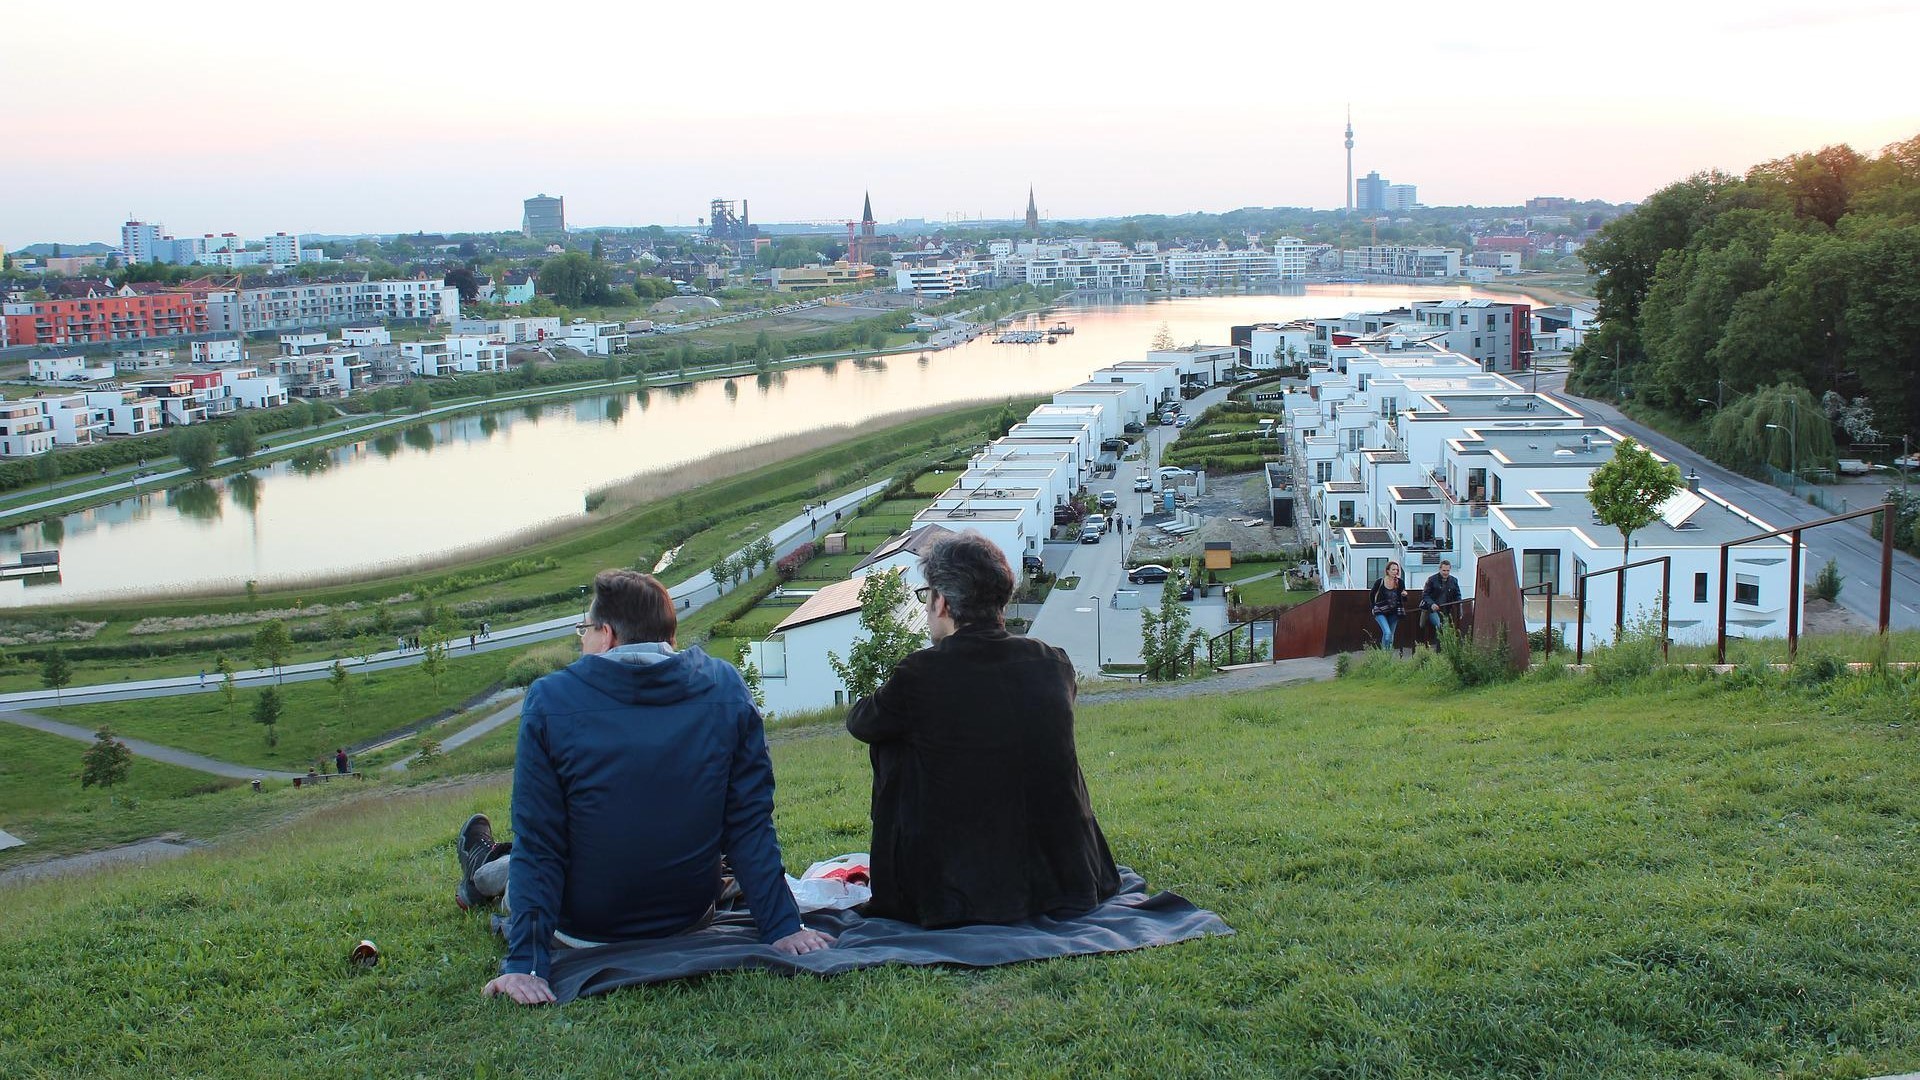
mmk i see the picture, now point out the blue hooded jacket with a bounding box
[503,645,802,979]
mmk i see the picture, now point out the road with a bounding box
[1533,370,1920,630]
[1028,383,1240,673]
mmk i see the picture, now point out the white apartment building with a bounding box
[894,264,976,298]
[1008,252,1163,291]
[269,350,368,398]
[1052,382,1153,429]
[954,463,1077,510]
[1006,422,1095,465]
[451,316,561,344]
[1164,248,1302,285]
[339,326,393,349]
[1088,361,1183,407]
[910,505,1036,568]
[1339,245,1463,278]
[1146,345,1237,387]
[1027,402,1118,444]
[206,280,459,334]
[0,399,56,457]
[1406,299,1534,374]
[126,379,209,426]
[1246,322,1315,370]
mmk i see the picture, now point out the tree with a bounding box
[372,603,396,640]
[37,448,60,491]
[173,425,218,474]
[324,610,351,650]
[1587,437,1684,632]
[252,619,293,683]
[329,659,351,712]
[223,413,257,461]
[419,626,449,692]
[80,727,133,788]
[712,553,737,591]
[828,571,926,701]
[41,648,72,703]
[1140,577,1204,680]
[1150,322,1177,352]
[252,687,283,747]
[443,266,480,303]
[408,383,432,413]
[536,251,613,307]
[216,655,237,711]
[603,354,621,382]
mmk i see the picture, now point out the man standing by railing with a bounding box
[1419,560,1462,643]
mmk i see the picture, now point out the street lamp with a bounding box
[1765,422,1797,495]
[1087,595,1104,671]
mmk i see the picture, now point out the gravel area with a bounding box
[1131,471,1302,563]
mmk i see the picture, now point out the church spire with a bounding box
[861,191,874,225]
[1025,186,1039,232]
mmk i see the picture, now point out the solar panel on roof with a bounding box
[1658,489,1706,528]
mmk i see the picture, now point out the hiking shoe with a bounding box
[455,813,495,912]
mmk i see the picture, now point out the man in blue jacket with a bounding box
[462,569,832,1006]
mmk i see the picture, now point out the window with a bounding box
[1338,500,1356,525]
[1573,556,1588,588]
[1735,574,1760,606]
[1522,549,1560,592]
[1694,572,1709,604]
[1491,531,1509,552]
[1379,396,1398,419]
[1315,460,1333,483]
[1490,475,1503,503]
[1366,557,1389,584]
[1346,428,1365,451]
[1413,513,1436,543]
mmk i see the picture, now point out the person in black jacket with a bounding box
[1419,560,1462,643]
[1370,561,1408,649]
[847,531,1121,928]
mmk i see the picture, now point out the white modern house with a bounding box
[1146,345,1237,387]
[563,321,628,356]
[955,462,1077,511]
[403,336,509,376]
[749,570,928,715]
[220,367,289,410]
[1026,403,1118,444]
[1006,421,1095,465]
[35,393,105,446]
[1051,382,1151,429]
[0,399,56,457]
[452,315,561,344]
[909,505,1035,569]
[83,389,161,436]
[191,339,244,364]
[1088,361,1183,408]
[30,355,117,382]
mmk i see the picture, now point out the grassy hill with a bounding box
[2,655,1917,1078]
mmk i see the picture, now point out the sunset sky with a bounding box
[4,0,1916,247]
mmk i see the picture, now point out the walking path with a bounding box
[385,697,523,773]
[0,707,301,779]
[0,838,201,889]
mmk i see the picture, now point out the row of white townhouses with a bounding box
[1281,338,1801,646]
[749,349,1231,714]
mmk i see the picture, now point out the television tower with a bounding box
[1344,106,1354,213]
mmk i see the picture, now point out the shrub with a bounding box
[1812,558,1843,603]
[1437,623,1515,689]
[504,642,575,687]
[1333,653,1352,678]
[1527,626,1566,655]
[1790,651,1847,688]
[1587,617,1666,688]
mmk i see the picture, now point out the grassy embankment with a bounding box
[4,649,1919,1076]
[0,401,1028,693]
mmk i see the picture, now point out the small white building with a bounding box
[1006,422,1095,465]
[1146,345,1237,386]
[1052,382,1151,429]
[339,326,393,349]
[1026,403,1118,444]
[750,571,928,715]
[909,506,1034,568]
[191,339,244,364]
[29,355,116,382]
[564,321,628,356]
[1088,361,1183,408]
[955,462,1076,510]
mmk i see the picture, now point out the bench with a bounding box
[291,771,365,788]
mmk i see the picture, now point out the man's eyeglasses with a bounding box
[574,621,598,637]
[914,586,934,604]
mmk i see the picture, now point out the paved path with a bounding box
[0,838,200,889]
[385,697,523,773]
[1080,655,1341,701]
[0,708,302,780]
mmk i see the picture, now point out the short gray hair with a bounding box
[921,531,1014,628]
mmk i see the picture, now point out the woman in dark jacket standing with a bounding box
[1370,561,1407,649]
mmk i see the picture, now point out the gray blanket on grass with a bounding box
[546,868,1231,1003]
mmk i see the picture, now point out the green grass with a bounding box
[4,665,1919,1076]
[43,649,520,771]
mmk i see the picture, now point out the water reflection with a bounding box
[169,481,223,522]
[0,288,1534,604]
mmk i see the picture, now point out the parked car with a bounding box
[1022,554,1045,575]
[1100,437,1126,452]
[1080,514,1107,542]
[1052,505,1078,525]
[1160,412,1177,425]
[1174,415,1191,427]
[1123,421,1145,434]
[1127,564,1171,584]
[1097,490,1118,509]
[1133,476,1153,492]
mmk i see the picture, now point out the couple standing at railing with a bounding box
[1369,559,1463,649]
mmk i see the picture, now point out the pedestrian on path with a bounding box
[336,748,351,775]
[198,670,206,688]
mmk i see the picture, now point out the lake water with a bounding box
[1,286,1532,605]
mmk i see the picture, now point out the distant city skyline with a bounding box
[5,1,1917,248]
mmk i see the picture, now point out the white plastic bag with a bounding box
[785,852,872,912]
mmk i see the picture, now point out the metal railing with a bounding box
[1717,502,1895,663]
[1574,556,1670,664]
